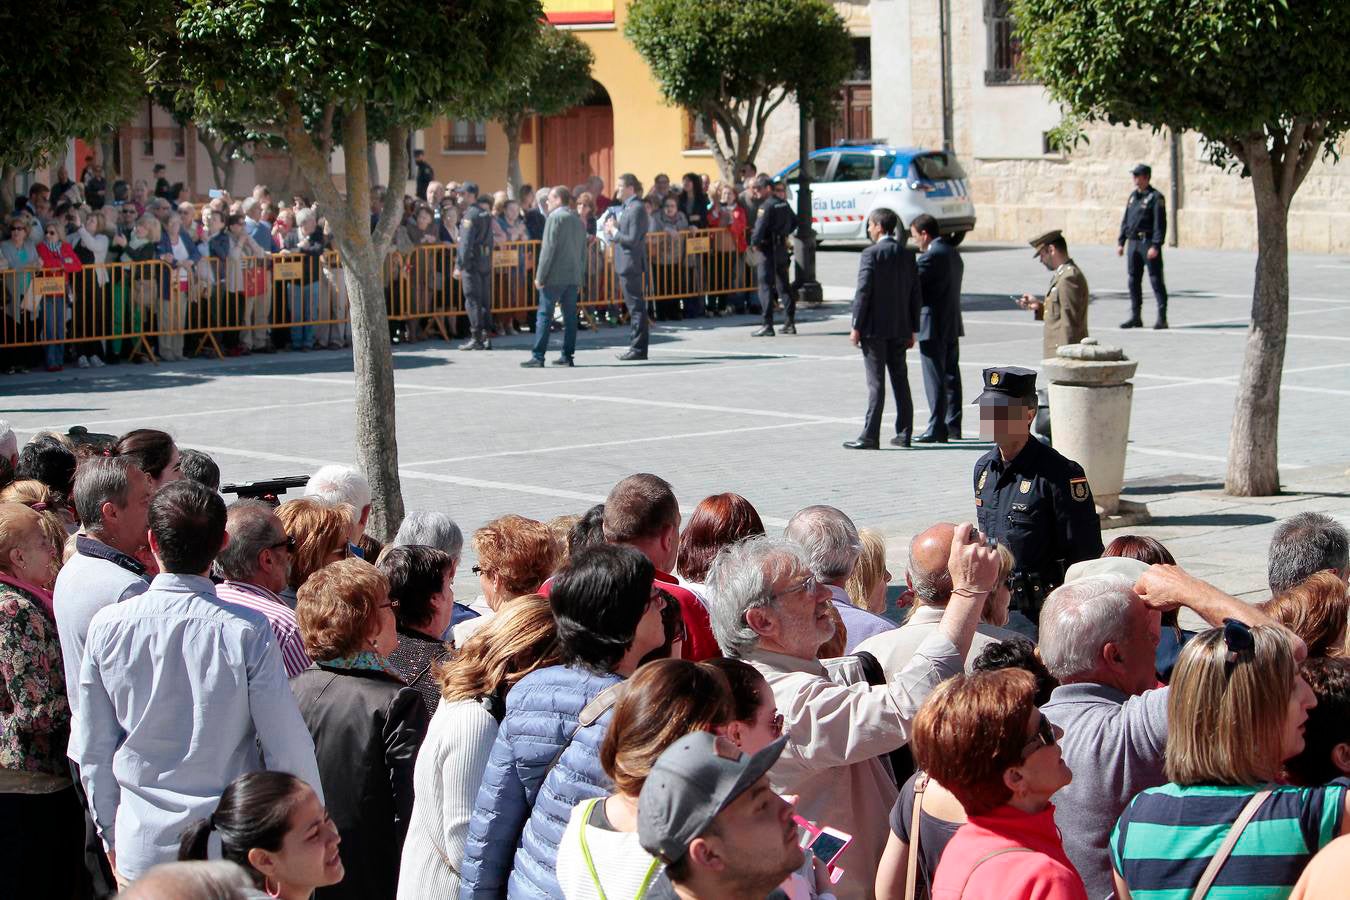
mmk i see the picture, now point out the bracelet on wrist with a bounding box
[951,587,989,599]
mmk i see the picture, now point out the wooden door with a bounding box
[541,106,614,190]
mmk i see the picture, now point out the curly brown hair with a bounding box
[276,498,353,591]
[295,558,389,661]
[473,514,560,598]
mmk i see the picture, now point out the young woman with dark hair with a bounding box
[1103,534,1186,680]
[179,771,343,899]
[113,428,181,488]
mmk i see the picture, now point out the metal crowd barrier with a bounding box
[0,228,759,362]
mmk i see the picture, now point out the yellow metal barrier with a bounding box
[0,228,758,361]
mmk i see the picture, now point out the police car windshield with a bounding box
[913,153,967,181]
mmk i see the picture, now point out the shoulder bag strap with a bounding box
[957,847,1034,898]
[542,682,627,783]
[1189,789,1273,900]
[904,773,930,900]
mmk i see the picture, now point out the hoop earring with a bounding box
[265,876,282,898]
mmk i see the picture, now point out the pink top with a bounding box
[931,804,1088,900]
[0,571,55,618]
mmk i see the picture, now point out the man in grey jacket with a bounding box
[523,186,587,368]
[606,173,650,361]
[454,183,494,351]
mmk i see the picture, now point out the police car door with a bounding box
[782,152,834,231]
[814,151,878,240]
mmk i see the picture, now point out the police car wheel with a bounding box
[943,231,967,247]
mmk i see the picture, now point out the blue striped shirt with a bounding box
[1111,780,1348,900]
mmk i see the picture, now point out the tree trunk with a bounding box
[504,121,522,200]
[0,165,15,217]
[99,133,119,182]
[1224,141,1288,496]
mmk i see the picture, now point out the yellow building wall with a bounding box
[424,120,541,194]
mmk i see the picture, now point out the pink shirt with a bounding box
[931,804,1088,900]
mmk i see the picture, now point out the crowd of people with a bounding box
[2,414,1349,900]
[2,159,786,373]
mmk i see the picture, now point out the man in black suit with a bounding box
[911,214,965,442]
[844,209,922,450]
[606,173,651,361]
[750,175,796,336]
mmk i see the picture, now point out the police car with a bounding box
[774,142,976,244]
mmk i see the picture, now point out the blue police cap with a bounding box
[973,366,1037,406]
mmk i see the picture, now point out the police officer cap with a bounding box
[974,366,1037,406]
[1131,163,1151,177]
[1028,229,1063,257]
[461,181,479,196]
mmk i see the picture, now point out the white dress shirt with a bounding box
[69,574,323,881]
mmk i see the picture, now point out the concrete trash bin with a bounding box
[1042,338,1150,526]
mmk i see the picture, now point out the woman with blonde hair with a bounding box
[398,594,560,899]
[1112,621,1346,899]
[276,497,353,605]
[846,527,892,616]
[1261,572,1350,659]
[0,479,74,551]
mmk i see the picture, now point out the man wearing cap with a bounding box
[1117,164,1169,329]
[638,731,805,900]
[973,366,1103,630]
[454,183,494,350]
[1018,230,1090,363]
[1038,564,1277,900]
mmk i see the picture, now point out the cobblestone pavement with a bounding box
[4,240,1347,608]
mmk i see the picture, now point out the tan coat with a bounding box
[1042,258,1090,360]
[744,633,963,900]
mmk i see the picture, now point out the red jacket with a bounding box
[37,240,83,276]
[707,202,748,253]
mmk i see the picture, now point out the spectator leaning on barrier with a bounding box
[524,185,587,369]
[784,504,895,653]
[704,525,1000,900]
[70,480,324,885]
[213,499,313,678]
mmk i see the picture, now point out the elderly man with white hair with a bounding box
[705,523,1000,900]
[1039,561,1281,900]
[783,504,894,653]
[304,464,371,550]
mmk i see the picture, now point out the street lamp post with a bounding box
[792,106,823,306]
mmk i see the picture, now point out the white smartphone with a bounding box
[806,826,852,868]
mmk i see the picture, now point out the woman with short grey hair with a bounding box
[392,511,464,564]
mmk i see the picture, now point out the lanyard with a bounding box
[578,797,662,900]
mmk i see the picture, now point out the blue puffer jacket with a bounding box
[458,664,622,900]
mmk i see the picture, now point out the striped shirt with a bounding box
[1111,780,1349,900]
[215,580,311,677]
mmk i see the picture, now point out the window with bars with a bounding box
[685,111,709,151]
[985,0,1033,85]
[442,119,486,152]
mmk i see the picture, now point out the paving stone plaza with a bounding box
[5,240,1347,608]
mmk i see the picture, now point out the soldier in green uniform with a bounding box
[1017,229,1090,361]
[972,366,1104,634]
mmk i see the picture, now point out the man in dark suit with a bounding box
[750,175,796,336]
[911,213,965,442]
[606,173,651,361]
[844,209,922,450]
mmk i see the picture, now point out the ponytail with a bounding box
[176,772,306,888]
[178,816,215,861]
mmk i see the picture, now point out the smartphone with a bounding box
[209,189,225,199]
[807,827,852,867]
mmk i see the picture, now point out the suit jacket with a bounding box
[851,235,921,340]
[916,236,964,344]
[750,195,793,265]
[613,195,649,277]
[457,205,494,275]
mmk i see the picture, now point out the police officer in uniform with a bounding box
[454,182,494,350]
[750,174,796,336]
[972,366,1103,634]
[1117,163,1169,329]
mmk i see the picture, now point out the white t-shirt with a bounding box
[556,798,674,900]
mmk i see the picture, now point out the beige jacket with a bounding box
[745,631,963,900]
[855,605,1020,680]
[1042,258,1089,360]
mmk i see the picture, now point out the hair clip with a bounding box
[1222,618,1255,666]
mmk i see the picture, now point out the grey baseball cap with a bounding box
[638,731,788,864]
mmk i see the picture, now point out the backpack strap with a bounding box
[957,847,1034,898]
[904,773,930,900]
[1189,789,1272,900]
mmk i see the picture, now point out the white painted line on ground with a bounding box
[1127,444,1308,469]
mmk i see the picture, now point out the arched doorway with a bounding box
[540,80,614,192]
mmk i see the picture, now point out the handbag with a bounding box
[243,261,267,297]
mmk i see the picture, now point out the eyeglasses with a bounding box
[472,564,491,576]
[268,534,296,553]
[1020,713,1062,759]
[770,574,820,603]
[378,599,400,610]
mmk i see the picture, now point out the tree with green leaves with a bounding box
[145,0,543,539]
[1013,0,1350,497]
[0,0,152,208]
[452,25,594,198]
[625,0,853,183]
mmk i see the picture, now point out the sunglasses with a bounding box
[472,564,490,576]
[269,534,296,553]
[1020,713,1062,759]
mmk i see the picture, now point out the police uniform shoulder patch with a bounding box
[1070,476,1090,501]
[977,469,988,491]
[1019,479,1032,494]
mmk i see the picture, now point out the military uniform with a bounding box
[1028,230,1090,361]
[457,191,495,349]
[1118,163,1169,327]
[972,367,1104,619]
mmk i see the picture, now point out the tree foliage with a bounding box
[1011,0,1350,496]
[449,25,595,195]
[0,0,154,170]
[626,0,852,180]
